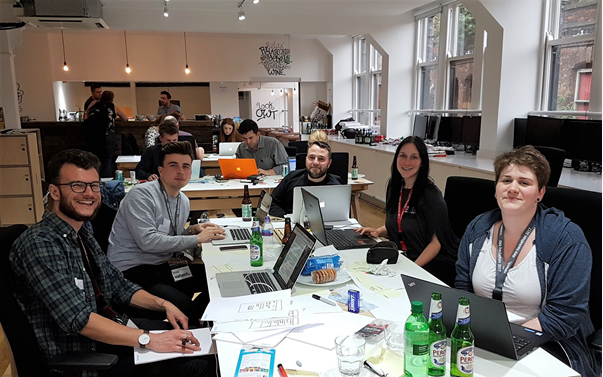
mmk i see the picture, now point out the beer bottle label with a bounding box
[242,204,253,219]
[430,339,447,366]
[456,304,470,325]
[250,245,261,261]
[351,168,358,179]
[455,346,474,374]
[430,300,443,319]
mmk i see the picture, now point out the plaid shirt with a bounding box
[9,212,141,377]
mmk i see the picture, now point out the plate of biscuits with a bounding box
[296,268,352,287]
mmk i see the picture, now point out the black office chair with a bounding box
[534,146,566,187]
[288,140,308,154]
[284,146,298,158]
[443,176,498,239]
[541,186,602,350]
[0,225,118,376]
[178,135,198,153]
[296,152,349,185]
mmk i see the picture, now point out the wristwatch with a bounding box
[138,329,151,348]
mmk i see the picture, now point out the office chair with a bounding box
[288,140,308,154]
[443,176,498,240]
[120,133,140,155]
[284,146,298,158]
[534,146,566,187]
[178,135,197,152]
[0,225,118,376]
[295,152,349,185]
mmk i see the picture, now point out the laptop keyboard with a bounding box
[243,272,278,294]
[513,335,533,352]
[326,230,360,249]
[230,228,252,241]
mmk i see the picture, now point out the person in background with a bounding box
[455,146,600,377]
[355,136,459,286]
[10,149,213,376]
[86,91,128,178]
[144,114,166,149]
[218,117,244,143]
[269,141,340,217]
[161,115,205,160]
[83,83,102,117]
[136,122,179,181]
[157,91,185,120]
[108,142,225,326]
[235,119,289,176]
[308,129,329,145]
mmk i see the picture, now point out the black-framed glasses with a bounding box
[56,181,105,193]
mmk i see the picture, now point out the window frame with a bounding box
[352,36,382,126]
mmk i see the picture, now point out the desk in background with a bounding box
[116,155,224,178]
[201,226,580,377]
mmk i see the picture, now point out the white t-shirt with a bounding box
[472,225,542,323]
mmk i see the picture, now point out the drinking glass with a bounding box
[384,321,405,356]
[334,335,365,377]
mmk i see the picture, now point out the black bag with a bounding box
[366,241,400,264]
[341,129,358,139]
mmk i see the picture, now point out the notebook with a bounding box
[219,158,259,179]
[301,189,377,250]
[219,142,241,156]
[291,185,352,224]
[212,190,273,245]
[400,274,552,360]
[216,225,316,297]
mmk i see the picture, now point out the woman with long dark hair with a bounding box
[356,136,459,285]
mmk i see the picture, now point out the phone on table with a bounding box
[219,245,248,251]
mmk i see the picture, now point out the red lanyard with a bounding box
[397,189,412,250]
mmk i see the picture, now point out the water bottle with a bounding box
[451,297,474,377]
[250,217,263,267]
[261,216,274,253]
[428,292,447,376]
[404,301,429,377]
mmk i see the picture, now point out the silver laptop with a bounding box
[219,142,241,156]
[212,190,273,245]
[216,225,316,297]
[401,274,552,360]
[292,185,352,224]
[190,159,202,182]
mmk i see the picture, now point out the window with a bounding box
[352,37,382,126]
[544,0,598,112]
[415,3,476,111]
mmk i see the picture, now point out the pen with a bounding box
[311,294,336,306]
[277,363,289,377]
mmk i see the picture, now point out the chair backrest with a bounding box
[126,133,140,155]
[288,140,308,154]
[540,186,602,330]
[121,133,140,155]
[0,224,55,376]
[444,176,498,239]
[295,152,349,185]
[178,135,197,152]
[534,146,566,187]
[90,204,118,254]
[284,146,298,158]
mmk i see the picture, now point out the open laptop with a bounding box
[291,185,352,224]
[401,274,552,360]
[212,190,273,245]
[301,189,377,250]
[190,159,202,182]
[219,158,259,179]
[219,142,241,156]
[216,225,316,297]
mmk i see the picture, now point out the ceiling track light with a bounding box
[164,1,169,17]
[124,31,131,74]
[238,10,245,20]
[183,32,190,74]
[252,0,259,3]
[279,89,283,96]
[61,30,69,72]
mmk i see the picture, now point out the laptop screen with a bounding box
[273,225,315,289]
[300,189,329,247]
[256,190,272,226]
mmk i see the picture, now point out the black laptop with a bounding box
[401,274,552,360]
[301,188,377,250]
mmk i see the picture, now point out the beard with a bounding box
[307,166,328,179]
[58,194,100,222]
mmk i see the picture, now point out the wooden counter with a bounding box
[21,120,215,173]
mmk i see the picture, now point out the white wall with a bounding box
[299,82,328,117]
[249,89,286,128]
[209,82,239,118]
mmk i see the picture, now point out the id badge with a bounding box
[170,264,193,282]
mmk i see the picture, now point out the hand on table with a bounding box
[148,329,201,354]
[195,225,226,243]
[162,300,189,330]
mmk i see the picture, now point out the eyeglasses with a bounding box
[56,181,105,193]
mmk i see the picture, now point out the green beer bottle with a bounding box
[428,292,447,376]
[451,297,475,377]
[249,217,263,267]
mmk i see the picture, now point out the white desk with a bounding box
[201,229,579,377]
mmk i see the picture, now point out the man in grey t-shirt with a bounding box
[235,119,289,176]
[157,90,185,120]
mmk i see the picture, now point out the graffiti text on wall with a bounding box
[256,101,278,121]
[259,42,291,76]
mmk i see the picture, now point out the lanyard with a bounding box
[397,188,412,251]
[492,217,536,301]
[159,180,180,236]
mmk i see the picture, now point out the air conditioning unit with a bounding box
[17,0,109,30]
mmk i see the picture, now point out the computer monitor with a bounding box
[525,116,564,148]
[513,118,528,148]
[413,115,429,139]
[426,115,441,141]
[450,117,464,143]
[461,116,481,146]
[437,117,453,142]
[561,119,602,163]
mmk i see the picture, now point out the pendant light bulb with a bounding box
[271,89,274,96]
[253,0,259,3]
[279,89,283,96]
[238,10,245,20]
[125,64,131,74]
[185,65,190,75]
[63,62,69,72]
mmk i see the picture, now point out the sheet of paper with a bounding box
[349,271,403,299]
[292,295,342,315]
[134,328,212,365]
[286,312,372,350]
[211,306,304,333]
[201,290,292,322]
